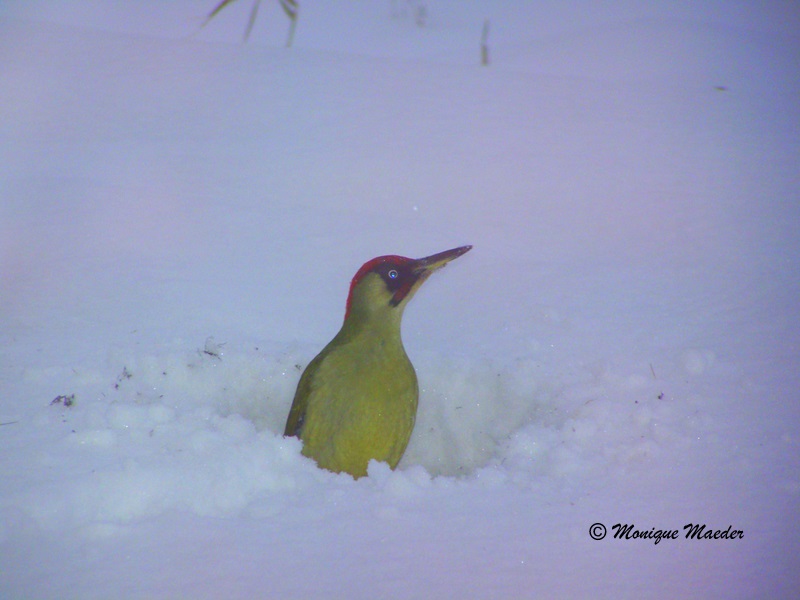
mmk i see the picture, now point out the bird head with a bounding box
[343,245,472,323]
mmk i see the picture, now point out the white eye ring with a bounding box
[388,269,399,279]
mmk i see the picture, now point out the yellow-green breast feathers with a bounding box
[285,321,418,478]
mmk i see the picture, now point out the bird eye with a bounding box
[388,269,399,279]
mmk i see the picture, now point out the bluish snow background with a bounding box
[1,1,799,598]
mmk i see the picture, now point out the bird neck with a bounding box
[338,299,405,347]
[340,273,410,344]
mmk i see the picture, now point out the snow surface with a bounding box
[1,1,799,598]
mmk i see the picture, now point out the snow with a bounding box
[1,1,799,598]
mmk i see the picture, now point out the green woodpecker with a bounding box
[284,245,472,478]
